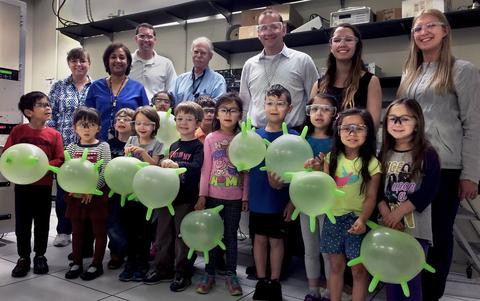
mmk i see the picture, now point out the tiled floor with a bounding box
[0,208,479,301]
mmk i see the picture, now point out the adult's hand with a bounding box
[458,179,478,201]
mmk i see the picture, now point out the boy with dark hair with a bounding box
[195,96,216,144]
[249,84,295,300]
[3,91,64,277]
[144,101,204,292]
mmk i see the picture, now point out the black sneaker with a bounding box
[80,265,103,281]
[143,269,174,285]
[119,264,135,282]
[252,278,269,300]
[33,255,49,274]
[11,257,30,278]
[65,264,83,279]
[269,279,283,301]
[170,276,192,292]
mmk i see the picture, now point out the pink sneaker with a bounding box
[225,274,243,296]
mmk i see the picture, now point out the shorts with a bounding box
[320,212,365,259]
[249,211,287,239]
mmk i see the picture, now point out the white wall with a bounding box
[22,0,480,94]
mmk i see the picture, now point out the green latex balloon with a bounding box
[156,108,180,156]
[104,156,144,207]
[348,221,435,297]
[228,118,266,172]
[50,149,103,195]
[285,170,344,232]
[0,143,50,185]
[263,123,313,183]
[180,205,226,264]
[130,165,186,220]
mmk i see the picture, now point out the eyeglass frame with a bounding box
[132,121,156,128]
[411,22,445,34]
[386,114,416,125]
[34,102,51,108]
[136,33,155,41]
[338,124,368,135]
[218,107,241,115]
[329,35,359,45]
[306,104,337,116]
[256,21,284,33]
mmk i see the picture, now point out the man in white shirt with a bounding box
[130,23,177,100]
[239,9,318,129]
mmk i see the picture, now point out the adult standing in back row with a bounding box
[239,8,318,130]
[170,37,226,106]
[130,23,177,100]
[397,9,480,301]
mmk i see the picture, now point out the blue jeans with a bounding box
[55,184,72,235]
[107,195,127,256]
[205,197,242,276]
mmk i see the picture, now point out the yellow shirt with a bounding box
[327,153,381,216]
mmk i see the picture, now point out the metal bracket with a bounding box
[208,1,232,25]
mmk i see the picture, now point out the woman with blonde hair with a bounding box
[397,9,480,301]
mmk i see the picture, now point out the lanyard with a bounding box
[108,76,127,136]
[191,69,206,98]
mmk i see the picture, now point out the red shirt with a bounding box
[3,123,64,186]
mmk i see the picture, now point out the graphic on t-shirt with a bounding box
[73,150,98,163]
[210,138,242,188]
[335,166,359,188]
[386,160,416,228]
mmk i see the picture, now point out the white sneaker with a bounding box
[53,234,71,247]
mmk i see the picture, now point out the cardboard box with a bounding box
[376,8,402,21]
[238,25,258,40]
[401,0,452,18]
[240,4,303,28]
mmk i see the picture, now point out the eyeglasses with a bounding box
[175,116,196,123]
[306,104,337,116]
[387,115,416,125]
[69,59,89,65]
[202,108,215,114]
[265,100,289,108]
[34,102,51,108]
[136,34,155,40]
[339,124,368,135]
[257,21,283,33]
[132,121,156,128]
[154,98,171,104]
[76,121,98,129]
[115,117,132,123]
[218,107,240,115]
[330,35,358,44]
[411,22,445,34]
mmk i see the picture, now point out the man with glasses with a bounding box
[130,23,177,100]
[239,8,318,131]
[170,37,226,106]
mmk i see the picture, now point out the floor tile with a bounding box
[0,274,109,300]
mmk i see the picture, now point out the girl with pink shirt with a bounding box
[195,93,248,296]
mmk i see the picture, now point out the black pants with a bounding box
[15,185,52,258]
[122,201,151,268]
[422,169,461,301]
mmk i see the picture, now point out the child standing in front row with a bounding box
[120,106,163,282]
[195,93,248,296]
[314,109,381,301]
[145,102,204,291]
[249,84,296,301]
[301,93,337,301]
[64,107,111,281]
[378,98,440,301]
[106,108,134,270]
[5,92,64,278]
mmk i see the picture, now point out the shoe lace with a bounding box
[200,274,212,285]
[228,275,240,287]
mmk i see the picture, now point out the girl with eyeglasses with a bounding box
[302,93,337,301]
[195,93,248,296]
[378,98,441,301]
[397,9,480,300]
[119,106,163,282]
[312,108,381,301]
[311,23,382,129]
[64,107,111,281]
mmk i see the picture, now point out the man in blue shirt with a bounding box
[170,37,226,106]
